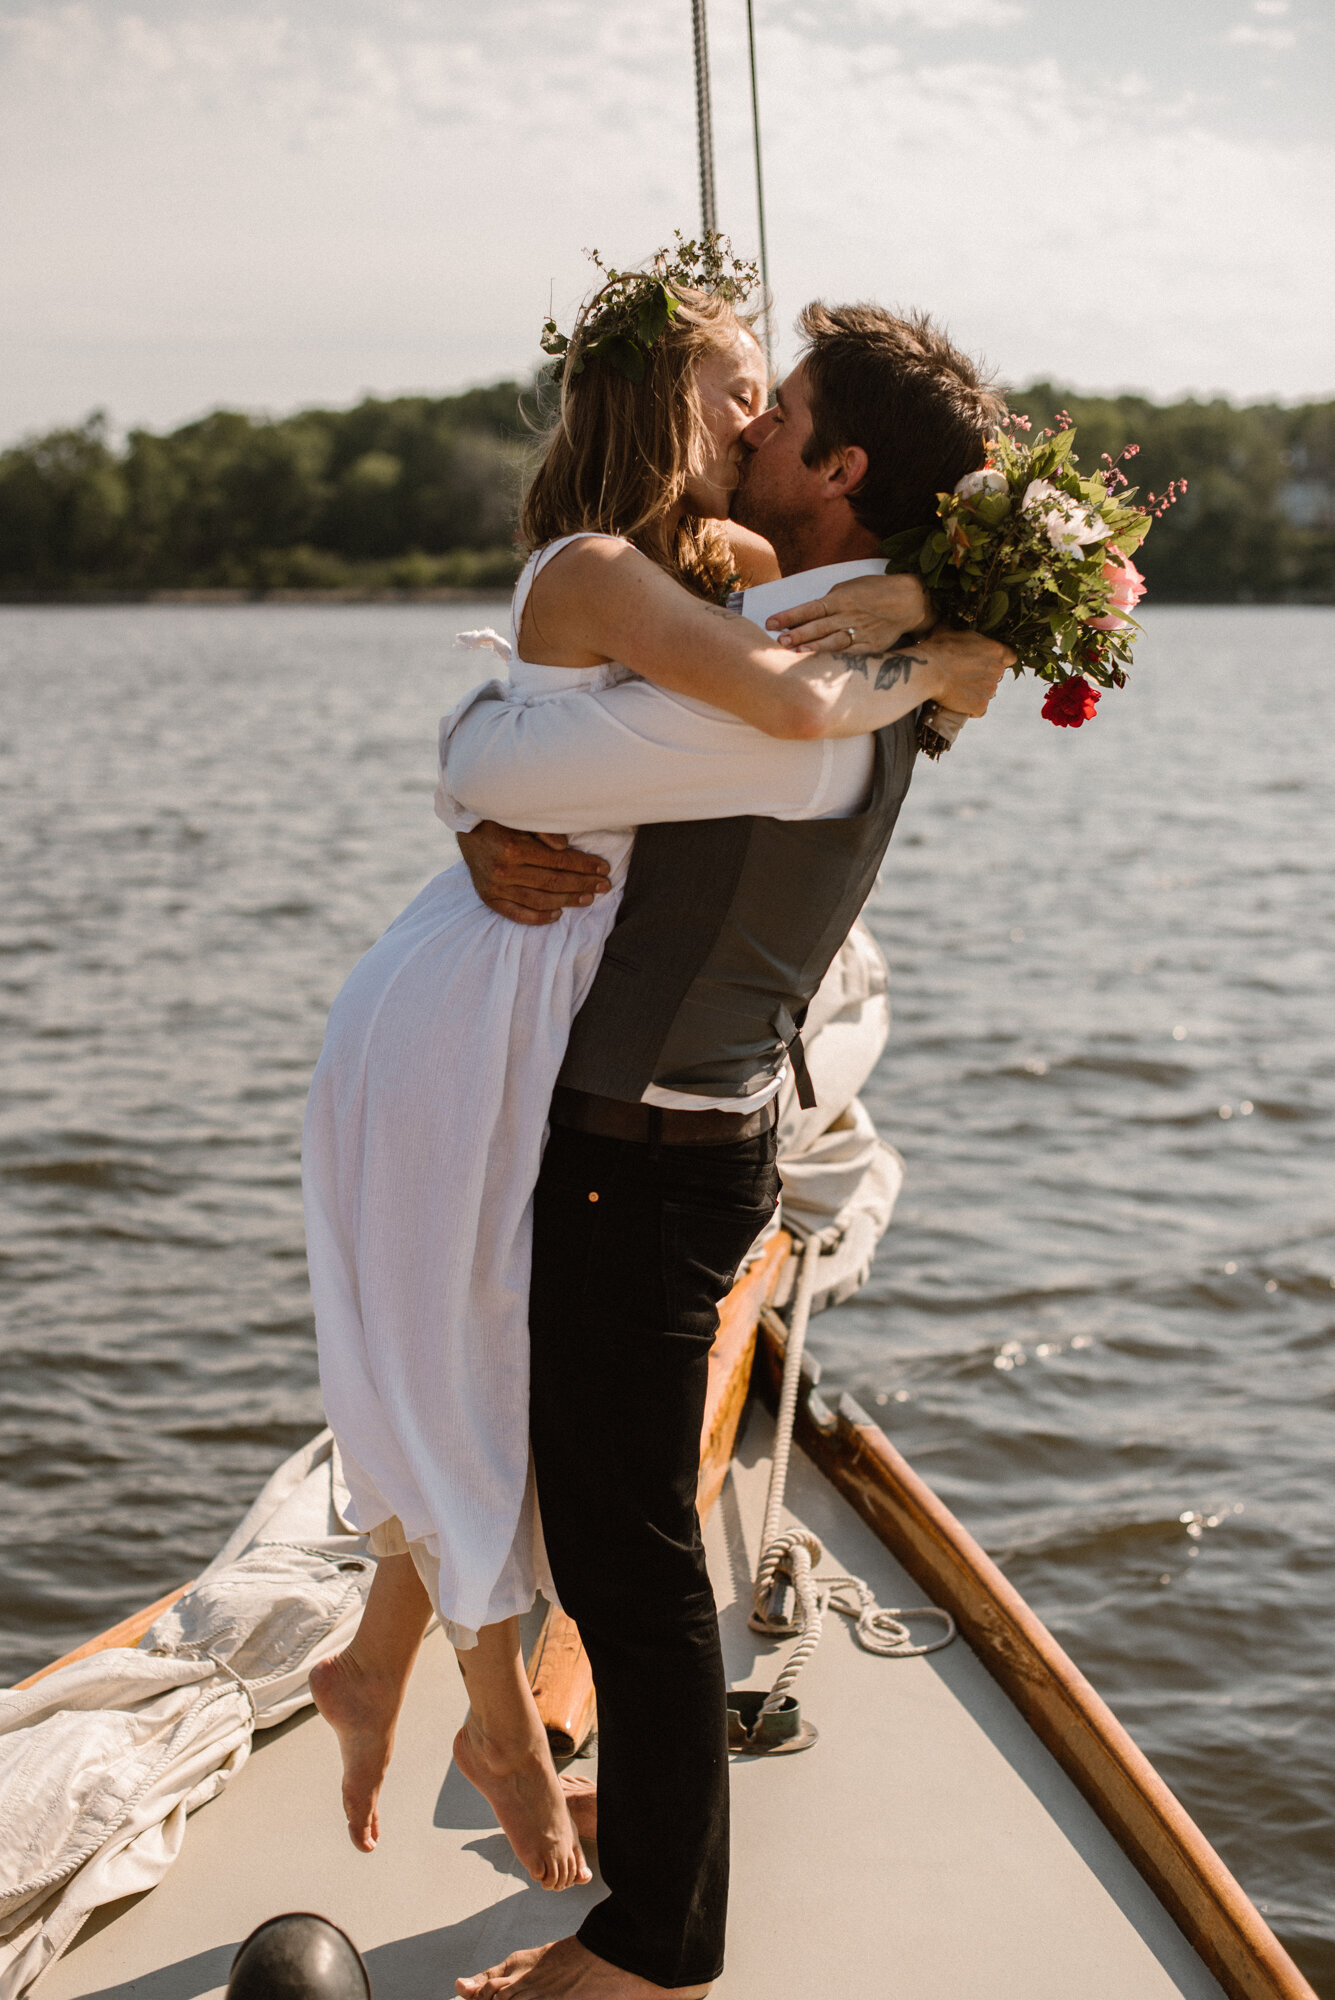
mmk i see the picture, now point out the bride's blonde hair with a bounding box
[520,281,757,602]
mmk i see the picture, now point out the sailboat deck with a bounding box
[42,1402,1224,2000]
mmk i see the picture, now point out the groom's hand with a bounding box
[457,821,611,926]
[928,628,1015,715]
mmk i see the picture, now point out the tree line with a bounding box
[0,379,1331,600]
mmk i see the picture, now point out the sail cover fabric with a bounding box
[0,1434,372,2000]
[767,919,906,1314]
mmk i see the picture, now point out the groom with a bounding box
[453,305,1010,2000]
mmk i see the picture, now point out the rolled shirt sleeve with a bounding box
[436,677,858,834]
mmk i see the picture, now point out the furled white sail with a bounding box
[0,1436,372,2000]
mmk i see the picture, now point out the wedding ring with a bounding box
[845,627,856,646]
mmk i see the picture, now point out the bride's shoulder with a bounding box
[519,534,649,672]
[724,523,781,587]
[527,533,650,610]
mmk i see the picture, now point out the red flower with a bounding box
[1042,675,1102,728]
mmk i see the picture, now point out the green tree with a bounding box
[1009,387,1334,602]
[0,414,128,589]
[2,380,1329,600]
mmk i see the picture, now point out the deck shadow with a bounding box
[65,1886,606,2000]
[433,1758,501,1831]
[361,1899,594,1997]
[62,1939,237,2000]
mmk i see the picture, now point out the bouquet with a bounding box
[882,414,1184,757]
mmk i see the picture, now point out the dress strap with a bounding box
[509,533,626,659]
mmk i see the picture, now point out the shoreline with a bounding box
[2,589,1331,609]
[0,585,514,606]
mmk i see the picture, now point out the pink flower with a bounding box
[1089,551,1147,631]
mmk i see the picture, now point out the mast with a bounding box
[745,0,775,374]
[690,0,719,237]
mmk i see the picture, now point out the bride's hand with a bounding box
[765,573,932,656]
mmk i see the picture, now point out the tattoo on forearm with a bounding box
[845,649,924,692]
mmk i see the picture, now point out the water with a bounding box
[1,604,1332,1989]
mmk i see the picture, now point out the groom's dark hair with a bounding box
[798,302,1003,539]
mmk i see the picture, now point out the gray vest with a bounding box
[557,713,918,1107]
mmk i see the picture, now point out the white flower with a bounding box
[1022,478,1111,554]
[954,468,1008,500]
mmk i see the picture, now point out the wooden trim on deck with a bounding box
[754,1315,1316,2000]
[697,1233,789,1522]
[12,1584,195,1691]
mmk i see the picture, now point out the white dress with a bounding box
[301,536,635,1646]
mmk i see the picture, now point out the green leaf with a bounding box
[980,588,1010,630]
[604,335,645,383]
[637,282,673,348]
[881,526,929,569]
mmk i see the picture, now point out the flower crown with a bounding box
[540,232,760,386]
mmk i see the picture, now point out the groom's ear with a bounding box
[821,443,869,504]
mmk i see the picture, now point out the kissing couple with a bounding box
[302,239,1014,2000]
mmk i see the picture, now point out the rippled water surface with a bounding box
[2,604,1332,1988]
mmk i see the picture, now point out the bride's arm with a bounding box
[532,538,1008,739]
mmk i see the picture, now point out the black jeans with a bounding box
[529,1121,780,1988]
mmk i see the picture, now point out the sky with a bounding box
[1,0,1331,442]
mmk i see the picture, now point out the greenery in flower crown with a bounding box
[540,232,760,386]
[882,414,1185,732]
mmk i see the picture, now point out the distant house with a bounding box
[1277,477,1335,530]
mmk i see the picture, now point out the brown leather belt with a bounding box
[549,1085,778,1147]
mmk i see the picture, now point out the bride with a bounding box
[302,244,1004,1895]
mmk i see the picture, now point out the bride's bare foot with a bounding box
[309,1650,401,1852]
[454,1718,592,1891]
[455,1936,710,1998]
[560,1771,597,1846]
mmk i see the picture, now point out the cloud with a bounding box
[771,0,1027,30]
[1224,22,1297,47]
[0,0,1329,432]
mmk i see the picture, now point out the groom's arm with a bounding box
[441,676,845,834]
[445,680,845,923]
[458,823,612,927]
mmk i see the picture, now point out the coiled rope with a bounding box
[749,1230,955,1721]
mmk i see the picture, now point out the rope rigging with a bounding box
[690,0,719,239]
[745,1230,956,1736]
[744,0,775,376]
